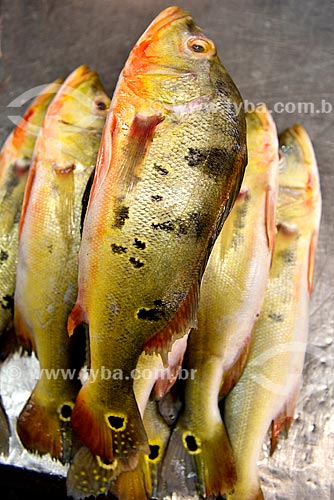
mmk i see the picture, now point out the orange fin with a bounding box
[270,386,299,455]
[220,336,251,397]
[16,385,75,464]
[18,157,37,238]
[66,446,117,500]
[265,184,276,255]
[13,306,36,355]
[0,396,10,456]
[110,452,152,500]
[307,229,318,295]
[86,111,115,212]
[71,381,149,465]
[153,335,189,399]
[68,301,87,336]
[144,281,198,367]
[119,112,164,194]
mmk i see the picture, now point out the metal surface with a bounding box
[0,0,333,498]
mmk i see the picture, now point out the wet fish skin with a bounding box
[0,79,62,356]
[14,65,110,463]
[68,5,247,467]
[162,104,278,498]
[224,124,322,500]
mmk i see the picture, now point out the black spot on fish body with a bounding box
[152,221,175,232]
[148,444,160,461]
[153,163,169,176]
[185,434,199,453]
[114,205,129,228]
[268,312,284,322]
[137,302,165,321]
[280,248,296,264]
[185,147,233,178]
[111,244,127,254]
[0,250,9,262]
[151,194,163,202]
[1,294,14,311]
[129,257,144,269]
[133,238,146,250]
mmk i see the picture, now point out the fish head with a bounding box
[277,124,321,231]
[47,65,110,131]
[122,6,222,106]
[40,65,110,167]
[245,104,278,177]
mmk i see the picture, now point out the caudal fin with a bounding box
[71,381,149,467]
[164,419,236,498]
[160,426,197,498]
[17,381,77,463]
[67,446,117,500]
[110,453,152,500]
[0,396,10,456]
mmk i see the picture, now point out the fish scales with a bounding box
[69,6,247,470]
[0,80,62,355]
[14,65,110,463]
[161,104,279,499]
[224,124,322,500]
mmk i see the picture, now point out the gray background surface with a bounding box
[0,0,333,499]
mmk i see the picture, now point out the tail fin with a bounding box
[71,381,149,466]
[67,446,117,500]
[226,485,264,500]
[16,380,77,463]
[110,453,152,500]
[160,426,197,498]
[164,418,236,498]
[0,396,10,456]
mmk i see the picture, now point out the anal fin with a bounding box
[68,301,87,336]
[270,386,299,454]
[219,337,251,398]
[13,306,36,355]
[144,281,198,367]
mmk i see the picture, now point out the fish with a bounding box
[162,104,279,498]
[67,340,185,499]
[67,4,247,469]
[0,79,62,359]
[223,123,322,500]
[0,395,10,456]
[14,64,110,463]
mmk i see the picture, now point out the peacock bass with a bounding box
[14,65,110,463]
[163,104,279,498]
[68,5,247,469]
[224,124,322,500]
[0,79,62,358]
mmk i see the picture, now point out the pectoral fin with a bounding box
[18,158,37,238]
[118,112,164,194]
[265,185,276,255]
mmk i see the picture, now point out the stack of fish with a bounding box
[0,5,322,500]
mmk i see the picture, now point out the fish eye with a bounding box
[95,99,108,111]
[186,36,216,56]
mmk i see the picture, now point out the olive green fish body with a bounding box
[69,6,247,467]
[224,124,321,500]
[14,65,110,462]
[163,105,278,497]
[0,80,62,350]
